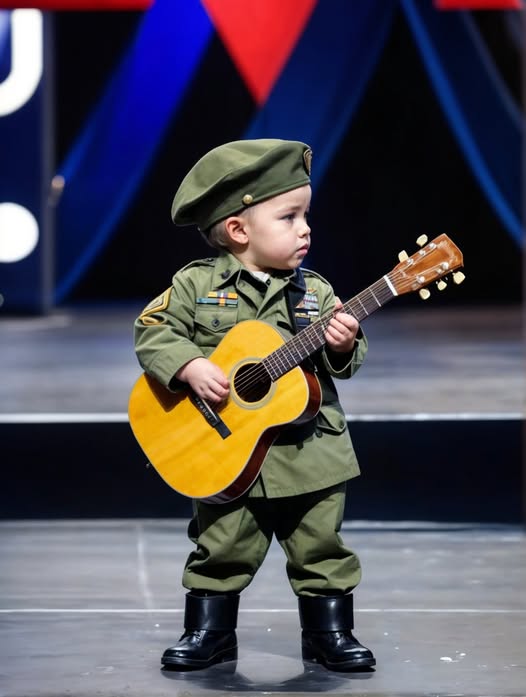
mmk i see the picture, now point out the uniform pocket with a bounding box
[193,306,238,348]
[316,405,348,434]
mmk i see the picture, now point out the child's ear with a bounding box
[224,216,249,245]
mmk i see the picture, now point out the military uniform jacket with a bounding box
[134,251,367,498]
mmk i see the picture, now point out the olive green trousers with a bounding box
[182,483,362,596]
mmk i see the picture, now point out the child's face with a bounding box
[239,184,312,273]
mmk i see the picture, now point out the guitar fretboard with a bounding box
[262,274,397,381]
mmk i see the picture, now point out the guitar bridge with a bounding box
[189,392,231,440]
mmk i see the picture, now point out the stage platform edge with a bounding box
[2,415,523,523]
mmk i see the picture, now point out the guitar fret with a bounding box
[264,358,279,381]
[368,286,382,307]
[303,328,320,352]
[282,344,299,369]
[354,296,369,317]
[274,349,290,375]
[289,339,309,362]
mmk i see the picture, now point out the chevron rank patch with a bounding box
[139,288,171,325]
[197,291,238,307]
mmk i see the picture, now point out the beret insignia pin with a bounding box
[303,148,312,175]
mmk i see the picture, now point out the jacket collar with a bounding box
[212,251,305,290]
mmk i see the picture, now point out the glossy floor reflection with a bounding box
[161,654,376,692]
[1,520,525,696]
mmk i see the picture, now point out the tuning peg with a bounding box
[436,280,447,291]
[452,271,465,285]
[416,234,428,247]
[398,250,409,262]
[419,288,431,300]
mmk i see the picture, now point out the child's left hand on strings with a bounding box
[324,297,359,354]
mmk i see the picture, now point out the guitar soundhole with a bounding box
[233,362,272,403]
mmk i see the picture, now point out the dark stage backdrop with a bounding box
[52,7,522,307]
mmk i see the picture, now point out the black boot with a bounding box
[299,594,376,671]
[161,592,239,670]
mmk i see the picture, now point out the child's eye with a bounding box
[282,213,295,222]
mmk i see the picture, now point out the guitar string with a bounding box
[229,271,410,399]
[230,276,398,399]
[229,260,449,399]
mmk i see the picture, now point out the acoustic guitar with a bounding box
[128,233,464,503]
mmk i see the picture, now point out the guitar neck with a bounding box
[262,273,397,381]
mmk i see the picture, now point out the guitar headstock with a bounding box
[388,234,464,298]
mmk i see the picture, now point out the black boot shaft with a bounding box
[184,592,239,631]
[299,594,353,631]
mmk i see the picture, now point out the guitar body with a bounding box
[128,319,322,503]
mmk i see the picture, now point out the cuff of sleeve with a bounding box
[151,346,204,389]
[323,347,355,375]
[323,330,366,376]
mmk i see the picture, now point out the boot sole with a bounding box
[302,648,376,671]
[162,646,237,670]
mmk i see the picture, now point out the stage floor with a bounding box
[1,305,525,695]
[0,303,524,417]
[1,519,525,697]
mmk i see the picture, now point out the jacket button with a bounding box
[221,270,230,279]
[211,318,220,328]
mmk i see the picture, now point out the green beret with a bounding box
[171,138,312,231]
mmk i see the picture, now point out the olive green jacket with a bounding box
[134,251,367,498]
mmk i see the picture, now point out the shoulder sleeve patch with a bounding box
[139,287,172,324]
